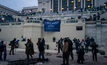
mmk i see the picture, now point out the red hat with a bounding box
[82,39,84,41]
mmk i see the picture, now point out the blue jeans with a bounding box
[0,52,2,60]
[76,46,78,51]
[39,52,45,59]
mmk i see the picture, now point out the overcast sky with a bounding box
[0,0,38,11]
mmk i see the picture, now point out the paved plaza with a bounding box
[0,48,107,65]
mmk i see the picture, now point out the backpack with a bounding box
[9,41,13,46]
[68,40,73,51]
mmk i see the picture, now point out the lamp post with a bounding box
[19,11,21,13]
[62,8,64,13]
[50,9,52,13]
[2,18,4,20]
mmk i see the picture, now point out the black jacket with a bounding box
[39,42,44,52]
[91,44,98,53]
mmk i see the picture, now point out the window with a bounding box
[76,26,83,30]
[43,3,45,6]
[87,0,90,1]
[71,1,74,3]
[78,0,80,2]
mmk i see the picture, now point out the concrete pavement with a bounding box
[0,48,107,65]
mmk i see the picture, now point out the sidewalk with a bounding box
[0,48,107,65]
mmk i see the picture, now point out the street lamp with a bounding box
[75,7,76,10]
[19,11,21,13]
[39,10,41,12]
[50,9,52,11]
[50,9,52,13]
[2,18,4,20]
[62,8,64,10]
[29,10,31,13]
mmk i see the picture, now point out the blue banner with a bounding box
[44,20,61,32]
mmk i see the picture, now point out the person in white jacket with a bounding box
[79,39,86,49]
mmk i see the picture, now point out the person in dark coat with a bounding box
[39,42,45,59]
[0,41,4,60]
[90,37,94,45]
[68,39,74,60]
[42,38,45,46]
[3,44,7,61]
[58,39,63,53]
[91,42,98,61]
[37,38,41,50]
[61,39,69,65]
[77,48,85,64]
[9,38,16,55]
[25,39,34,59]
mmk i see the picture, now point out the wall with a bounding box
[0,23,23,42]
[0,20,107,50]
[43,19,85,50]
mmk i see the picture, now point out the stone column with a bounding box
[91,0,93,8]
[58,0,60,12]
[67,0,69,11]
[95,0,97,7]
[81,0,83,8]
[52,0,53,12]
[96,21,102,46]
[74,0,76,10]
[61,0,62,12]
[84,0,86,8]
[96,27,102,45]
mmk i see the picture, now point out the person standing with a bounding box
[58,39,63,53]
[37,38,41,50]
[9,38,16,55]
[68,39,74,60]
[61,39,69,65]
[77,48,85,64]
[42,38,45,46]
[90,37,94,45]
[91,42,98,61]
[39,41,45,59]
[0,41,4,60]
[3,44,7,61]
[85,38,90,53]
[79,39,86,50]
[25,39,34,59]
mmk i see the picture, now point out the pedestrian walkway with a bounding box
[0,48,107,65]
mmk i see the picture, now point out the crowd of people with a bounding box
[57,37,98,65]
[0,37,99,65]
[0,15,24,23]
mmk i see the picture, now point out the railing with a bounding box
[85,21,96,24]
[1,23,9,26]
[66,19,78,23]
[0,22,24,26]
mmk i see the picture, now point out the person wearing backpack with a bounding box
[77,48,85,64]
[9,38,16,55]
[85,38,90,53]
[68,39,74,60]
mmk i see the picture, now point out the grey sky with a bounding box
[0,0,38,11]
